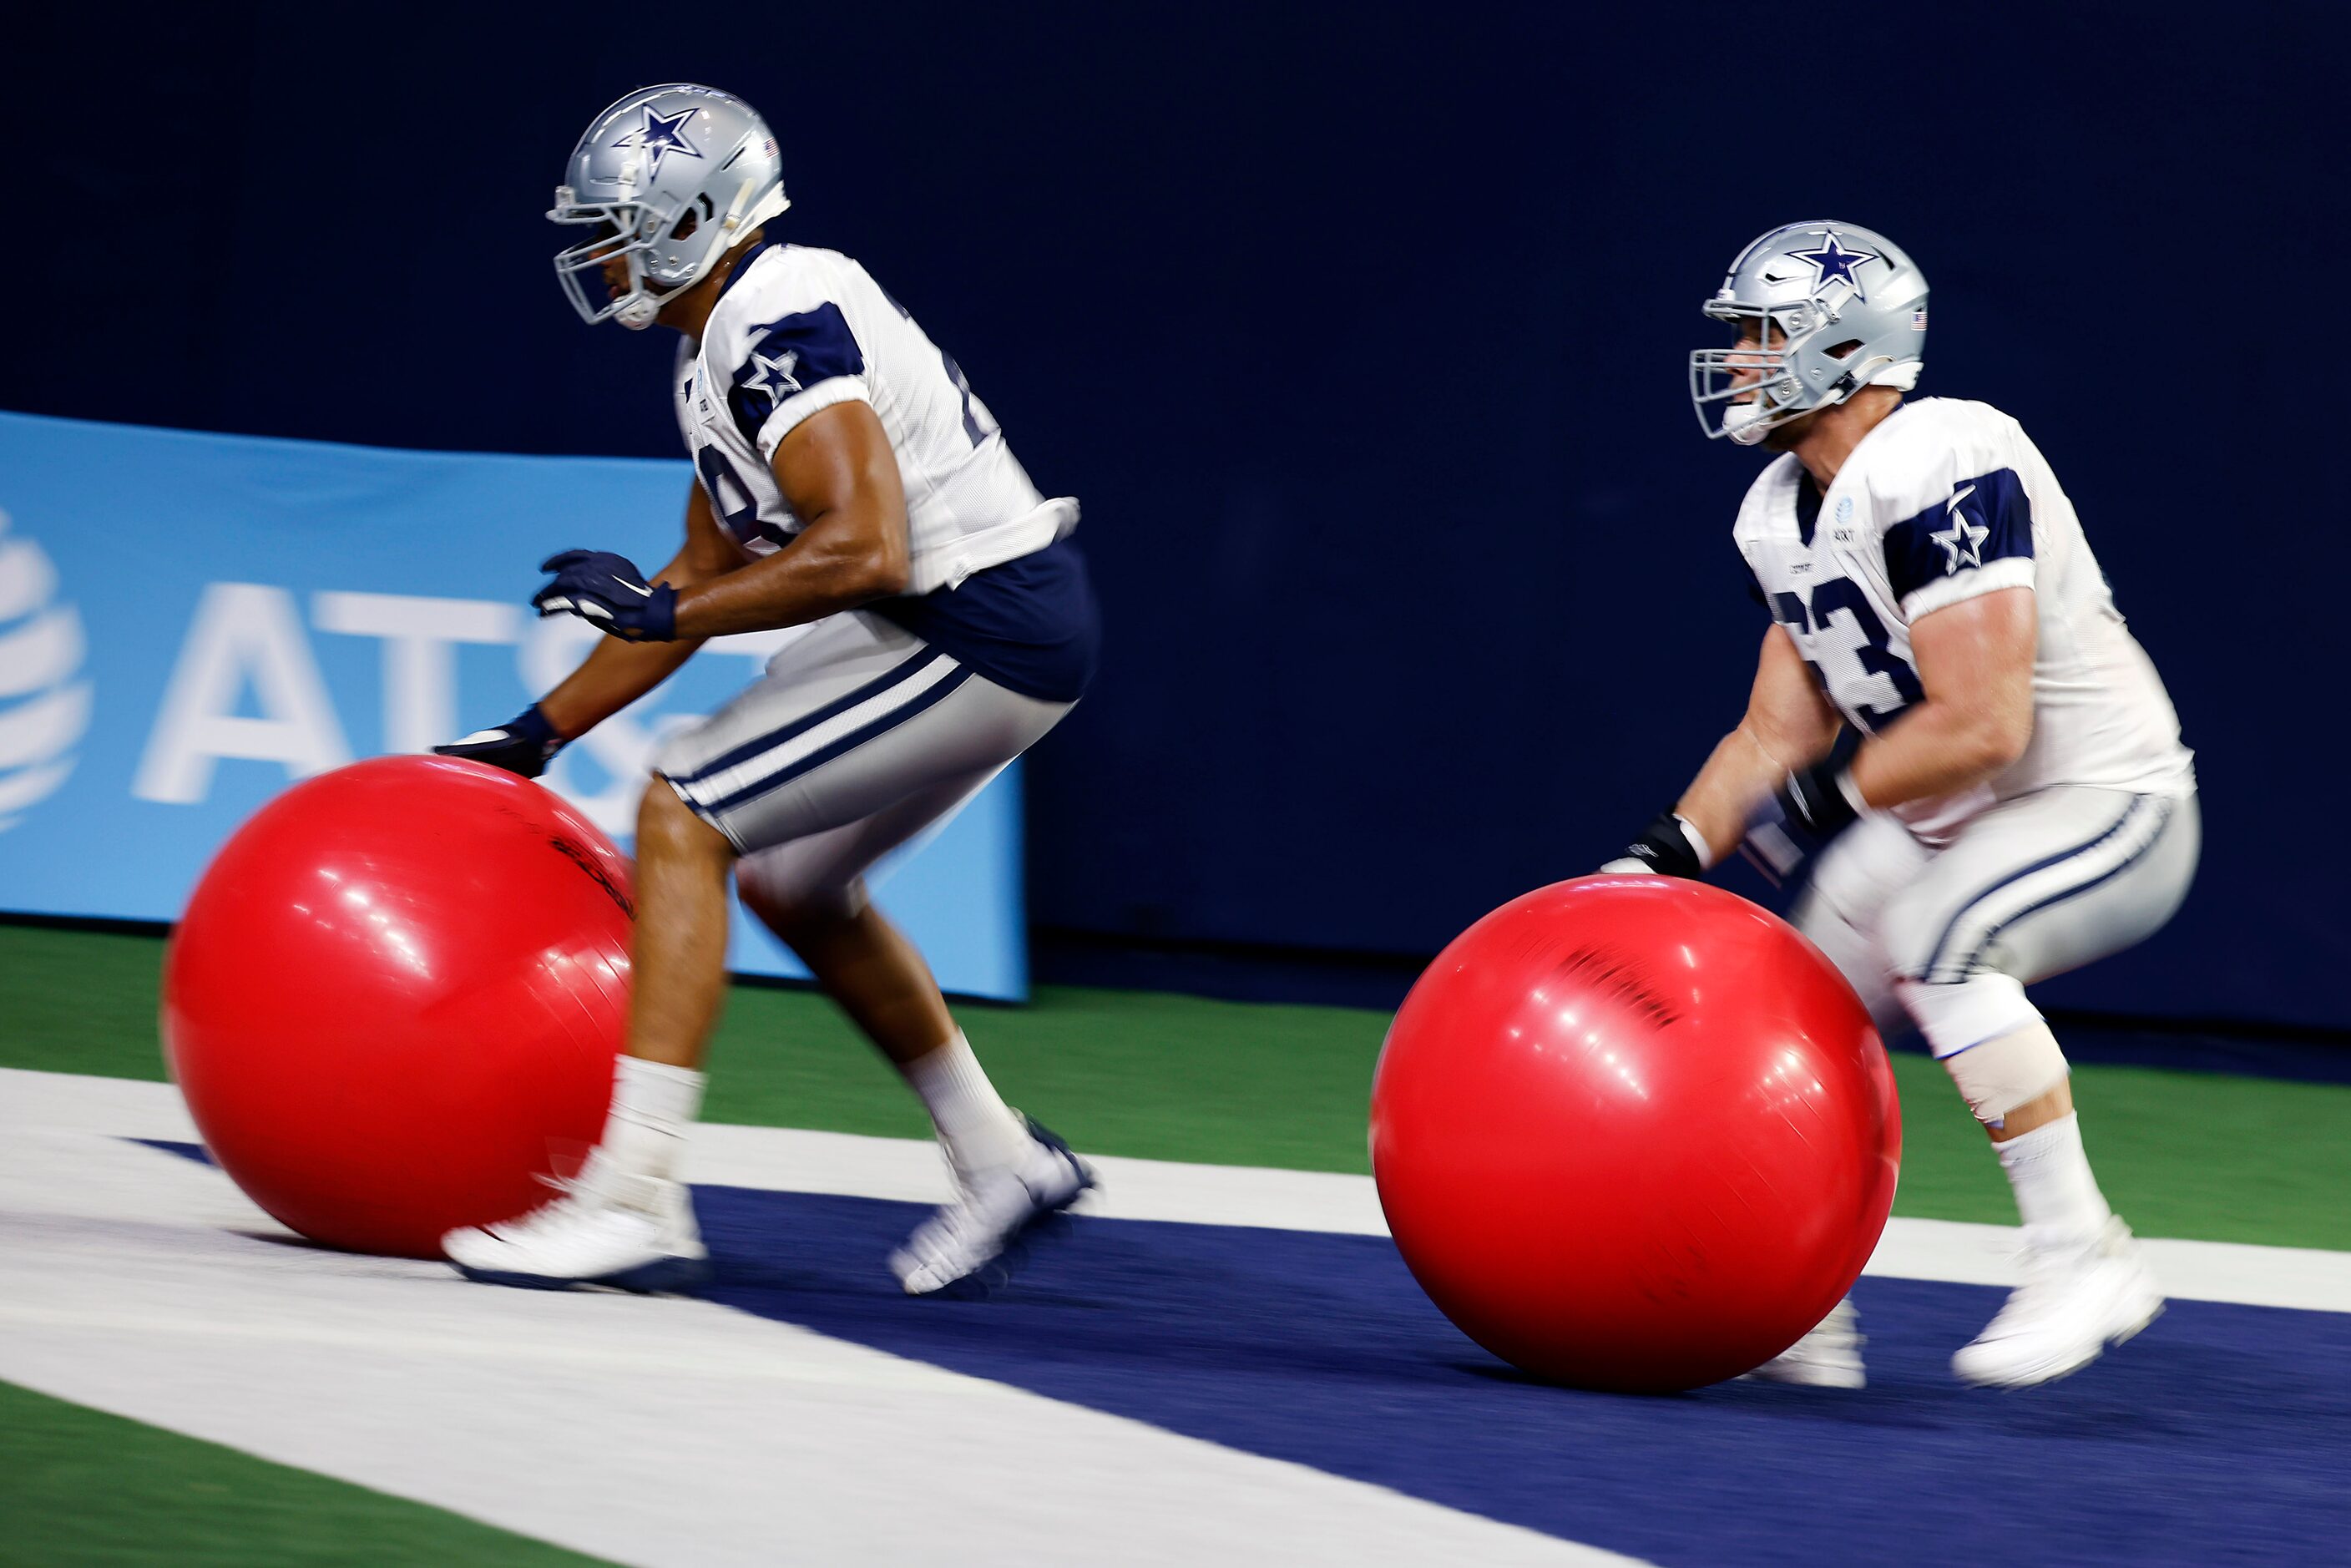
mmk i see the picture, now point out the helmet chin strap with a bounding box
[615,294,661,331]
[1723,403,1774,446]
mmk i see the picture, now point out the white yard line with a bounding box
[8,1066,2348,1313]
[0,1069,1640,1568]
[8,1067,2348,1312]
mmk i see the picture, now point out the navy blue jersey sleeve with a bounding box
[1881,468,2035,614]
[726,302,868,445]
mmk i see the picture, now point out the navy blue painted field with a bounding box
[692,1186,2350,1567]
[144,1141,2351,1565]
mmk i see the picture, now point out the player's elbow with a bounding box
[855,541,910,600]
[1964,704,2034,774]
[813,515,908,603]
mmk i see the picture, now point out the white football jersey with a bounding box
[1732,397,2194,841]
[673,243,1076,594]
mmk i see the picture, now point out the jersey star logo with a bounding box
[1929,483,1990,573]
[742,347,802,402]
[1785,232,1880,298]
[612,105,702,178]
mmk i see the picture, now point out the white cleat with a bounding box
[891,1119,1093,1297]
[442,1153,709,1293]
[1744,1297,1867,1389]
[1954,1216,2164,1388]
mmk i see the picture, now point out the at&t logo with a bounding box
[0,508,90,832]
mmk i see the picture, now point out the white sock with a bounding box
[905,1031,1029,1178]
[599,1056,705,1183]
[1994,1112,2112,1251]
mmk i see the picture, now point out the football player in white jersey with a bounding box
[434,84,1099,1296]
[1603,222,2198,1388]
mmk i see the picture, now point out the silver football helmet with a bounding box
[550,84,789,330]
[1690,220,1927,444]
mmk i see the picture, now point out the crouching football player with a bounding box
[437,84,1098,1296]
[1603,222,2197,1388]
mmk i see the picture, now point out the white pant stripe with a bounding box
[677,654,965,811]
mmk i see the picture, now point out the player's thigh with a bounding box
[657,610,929,800]
[1883,787,2199,987]
[1789,813,1927,1030]
[657,612,1069,857]
[736,765,1000,922]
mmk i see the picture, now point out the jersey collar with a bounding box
[715,240,775,305]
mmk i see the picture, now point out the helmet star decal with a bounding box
[612,105,703,178]
[1785,232,1880,299]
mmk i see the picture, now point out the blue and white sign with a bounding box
[0,412,1029,999]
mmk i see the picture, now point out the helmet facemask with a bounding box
[551,184,750,331]
[1691,299,1874,446]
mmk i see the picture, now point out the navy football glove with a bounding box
[532,549,678,642]
[1741,761,1863,887]
[432,704,564,779]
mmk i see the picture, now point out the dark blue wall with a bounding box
[9,3,2345,1027]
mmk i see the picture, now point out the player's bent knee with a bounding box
[736,863,867,939]
[1898,973,2068,1125]
[1939,1023,2070,1126]
[640,776,736,864]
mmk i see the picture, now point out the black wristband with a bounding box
[1780,761,1860,837]
[1622,811,1705,878]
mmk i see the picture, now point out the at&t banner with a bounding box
[0,412,1029,999]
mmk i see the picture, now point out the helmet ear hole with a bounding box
[1824,339,1864,360]
[670,192,715,243]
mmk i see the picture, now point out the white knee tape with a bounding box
[1937,1024,2070,1125]
[1899,973,2065,1123]
[1898,973,2038,1055]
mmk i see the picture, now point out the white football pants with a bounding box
[1792,786,2200,1052]
[655,609,1071,919]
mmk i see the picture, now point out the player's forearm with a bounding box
[538,635,707,738]
[670,516,908,639]
[1847,698,2030,809]
[1674,723,1804,863]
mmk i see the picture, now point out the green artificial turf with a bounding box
[0,1378,609,1566]
[2,924,174,1084]
[705,979,1394,1176]
[6,921,2349,1251]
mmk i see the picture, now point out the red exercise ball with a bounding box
[1369,876,1899,1393]
[162,756,633,1258]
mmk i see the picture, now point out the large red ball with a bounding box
[1370,876,1899,1393]
[161,756,634,1258]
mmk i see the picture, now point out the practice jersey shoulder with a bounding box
[672,243,1076,594]
[1731,397,2193,839]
